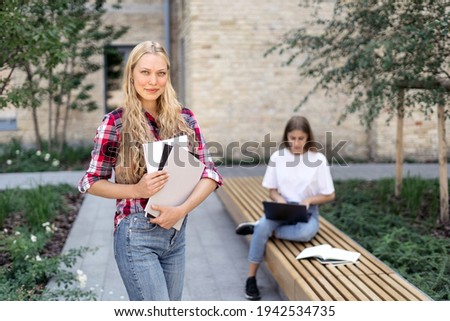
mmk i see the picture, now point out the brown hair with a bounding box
[279,116,318,152]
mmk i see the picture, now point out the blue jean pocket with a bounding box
[129,213,159,232]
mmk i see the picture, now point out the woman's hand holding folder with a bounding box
[133,170,169,198]
[149,204,186,230]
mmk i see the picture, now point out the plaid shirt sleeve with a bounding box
[78,114,119,193]
[182,108,223,187]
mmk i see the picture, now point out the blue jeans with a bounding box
[248,205,319,263]
[114,212,186,301]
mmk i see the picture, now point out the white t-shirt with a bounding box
[262,148,335,203]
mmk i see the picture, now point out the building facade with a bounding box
[1,0,448,163]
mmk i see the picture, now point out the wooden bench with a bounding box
[216,176,431,301]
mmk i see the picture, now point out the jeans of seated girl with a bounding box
[248,205,319,264]
[114,212,186,301]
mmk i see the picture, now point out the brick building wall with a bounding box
[171,0,449,163]
[170,0,369,163]
[1,0,448,163]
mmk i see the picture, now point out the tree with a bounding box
[1,0,128,151]
[48,1,128,152]
[1,1,61,149]
[267,0,450,224]
[0,0,45,102]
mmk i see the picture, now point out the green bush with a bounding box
[0,227,95,300]
[0,139,92,173]
[0,184,95,300]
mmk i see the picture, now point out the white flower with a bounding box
[15,150,20,155]
[52,159,60,167]
[6,159,12,165]
[24,255,30,260]
[14,231,21,236]
[396,52,406,61]
[76,270,88,288]
[36,150,42,156]
[30,234,37,242]
[13,240,16,244]
[3,228,8,233]
[35,255,42,261]
[42,222,55,234]
[374,45,385,58]
[44,153,51,161]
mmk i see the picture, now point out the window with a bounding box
[104,45,134,113]
[0,107,17,131]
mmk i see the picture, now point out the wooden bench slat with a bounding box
[298,276,335,300]
[216,176,431,301]
[365,273,410,300]
[343,275,385,301]
[381,273,426,301]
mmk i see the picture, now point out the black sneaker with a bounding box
[235,222,255,235]
[245,276,261,300]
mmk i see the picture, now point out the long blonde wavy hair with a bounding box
[116,41,196,184]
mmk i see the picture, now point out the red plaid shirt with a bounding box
[78,107,223,229]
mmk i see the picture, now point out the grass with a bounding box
[0,185,75,231]
[320,177,450,300]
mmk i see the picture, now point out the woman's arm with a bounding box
[269,189,287,203]
[301,192,335,208]
[150,177,217,229]
[87,170,169,199]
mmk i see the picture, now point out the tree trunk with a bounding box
[31,106,42,151]
[58,90,72,154]
[58,57,75,153]
[48,67,53,151]
[25,65,42,150]
[437,105,449,225]
[54,61,68,147]
[395,89,405,198]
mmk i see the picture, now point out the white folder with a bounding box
[143,138,205,230]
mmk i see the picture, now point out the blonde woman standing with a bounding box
[79,41,223,301]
